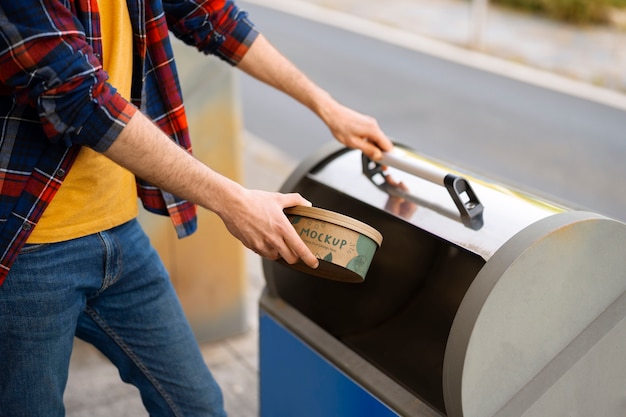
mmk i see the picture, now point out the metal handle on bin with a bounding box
[362,147,484,227]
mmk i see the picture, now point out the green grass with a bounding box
[493,0,621,23]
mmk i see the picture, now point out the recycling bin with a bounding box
[259,142,626,417]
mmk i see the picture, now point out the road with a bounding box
[239,2,626,223]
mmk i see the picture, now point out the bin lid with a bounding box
[304,147,564,260]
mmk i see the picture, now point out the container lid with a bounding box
[284,206,383,246]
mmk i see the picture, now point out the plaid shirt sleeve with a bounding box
[163,0,259,64]
[0,0,137,152]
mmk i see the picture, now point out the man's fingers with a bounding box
[281,219,319,269]
[292,239,319,269]
[281,192,312,208]
[361,141,384,161]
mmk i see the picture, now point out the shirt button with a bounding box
[55,168,66,178]
[22,223,32,231]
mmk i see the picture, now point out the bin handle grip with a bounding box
[362,147,484,226]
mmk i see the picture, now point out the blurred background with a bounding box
[241,0,626,221]
[65,0,625,416]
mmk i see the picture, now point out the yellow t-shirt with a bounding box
[27,0,138,243]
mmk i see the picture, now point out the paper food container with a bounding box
[281,206,383,283]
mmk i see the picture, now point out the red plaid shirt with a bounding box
[0,0,258,285]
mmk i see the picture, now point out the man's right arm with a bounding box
[103,110,320,269]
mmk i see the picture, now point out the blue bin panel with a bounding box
[260,311,399,417]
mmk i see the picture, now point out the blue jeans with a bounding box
[0,219,226,417]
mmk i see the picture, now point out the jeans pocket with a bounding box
[19,243,50,254]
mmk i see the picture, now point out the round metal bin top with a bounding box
[443,211,626,417]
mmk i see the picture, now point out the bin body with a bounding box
[260,143,626,417]
[259,309,404,417]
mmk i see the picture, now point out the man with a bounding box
[0,0,392,415]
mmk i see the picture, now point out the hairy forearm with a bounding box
[236,34,393,160]
[237,34,335,122]
[102,111,242,218]
[102,110,319,268]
